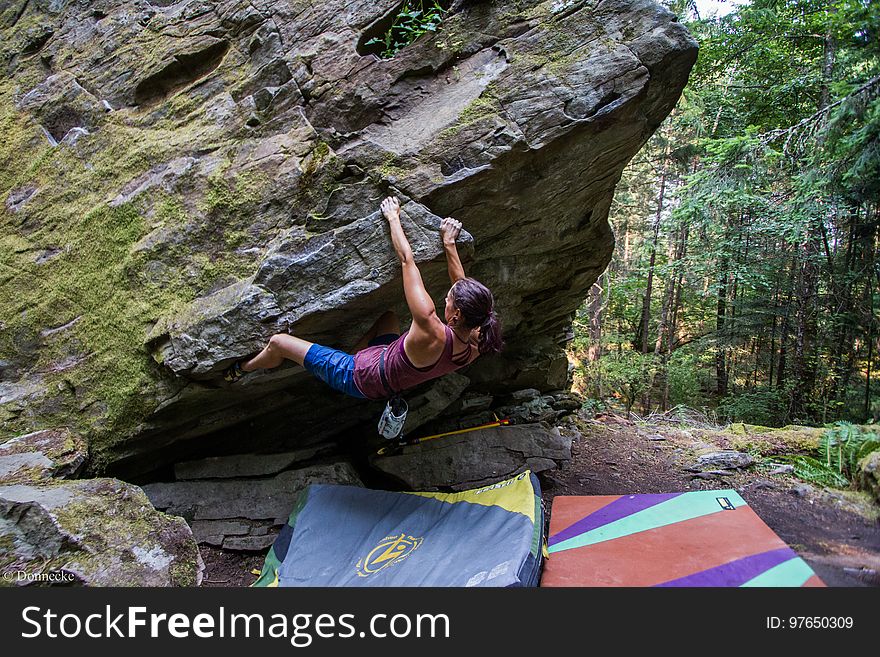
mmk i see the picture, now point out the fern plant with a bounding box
[819,421,880,479]
[764,454,851,488]
[759,423,880,489]
[366,1,447,59]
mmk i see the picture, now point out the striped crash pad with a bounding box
[254,471,543,587]
[541,489,824,587]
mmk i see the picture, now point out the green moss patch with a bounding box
[0,81,252,467]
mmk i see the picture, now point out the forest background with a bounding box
[571,0,880,429]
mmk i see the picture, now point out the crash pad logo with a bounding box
[357,533,423,577]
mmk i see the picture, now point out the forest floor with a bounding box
[199,412,880,587]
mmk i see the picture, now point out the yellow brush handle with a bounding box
[375,417,509,456]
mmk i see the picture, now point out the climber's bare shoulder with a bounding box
[403,313,447,367]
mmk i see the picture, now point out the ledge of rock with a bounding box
[173,443,339,481]
[371,422,572,491]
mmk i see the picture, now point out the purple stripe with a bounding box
[548,493,682,546]
[655,547,798,587]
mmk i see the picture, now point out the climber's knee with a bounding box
[267,333,286,351]
[265,332,312,365]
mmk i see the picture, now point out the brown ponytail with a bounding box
[451,277,504,355]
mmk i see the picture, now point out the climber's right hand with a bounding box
[440,217,462,244]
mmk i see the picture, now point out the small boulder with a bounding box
[685,450,754,472]
[0,428,87,484]
[0,479,202,586]
[857,451,880,504]
[371,422,571,491]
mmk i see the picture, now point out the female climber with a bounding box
[223,196,503,400]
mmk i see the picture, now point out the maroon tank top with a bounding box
[353,324,474,400]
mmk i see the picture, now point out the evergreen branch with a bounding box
[760,75,880,154]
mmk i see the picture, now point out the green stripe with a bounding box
[252,546,280,587]
[549,490,747,554]
[253,488,311,587]
[287,488,310,527]
[530,495,542,557]
[740,557,814,587]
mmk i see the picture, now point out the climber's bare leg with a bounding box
[352,311,400,353]
[241,334,314,371]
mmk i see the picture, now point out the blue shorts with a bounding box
[303,333,399,399]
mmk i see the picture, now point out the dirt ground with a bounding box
[200,413,880,587]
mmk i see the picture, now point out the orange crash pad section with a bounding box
[541,490,823,587]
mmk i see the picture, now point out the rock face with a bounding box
[0,429,203,586]
[372,422,571,490]
[0,0,697,477]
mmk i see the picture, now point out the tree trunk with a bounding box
[655,221,688,410]
[790,225,821,421]
[769,275,779,388]
[636,139,671,353]
[716,255,728,398]
[586,279,605,362]
[637,195,666,353]
[776,255,797,391]
[826,205,857,413]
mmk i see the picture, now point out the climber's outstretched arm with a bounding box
[441,217,465,284]
[381,197,442,335]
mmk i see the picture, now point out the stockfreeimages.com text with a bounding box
[21,606,451,646]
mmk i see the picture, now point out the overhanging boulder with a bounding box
[0,0,697,476]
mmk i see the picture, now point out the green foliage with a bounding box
[666,350,710,408]
[579,397,608,418]
[764,454,852,488]
[583,351,658,414]
[717,388,788,426]
[754,422,879,489]
[819,421,880,479]
[365,1,447,59]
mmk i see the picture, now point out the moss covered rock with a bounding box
[857,451,880,504]
[0,477,203,586]
[0,427,86,483]
[1,0,697,477]
[722,423,826,456]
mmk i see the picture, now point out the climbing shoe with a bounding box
[223,360,246,383]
